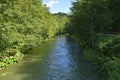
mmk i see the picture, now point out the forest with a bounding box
[0,0,68,69]
[66,0,120,80]
[0,0,120,80]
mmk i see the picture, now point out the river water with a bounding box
[0,36,101,80]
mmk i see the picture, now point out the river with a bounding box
[0,36,101,80]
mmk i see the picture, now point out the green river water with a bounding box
[0,36,101,80]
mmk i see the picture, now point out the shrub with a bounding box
[98,36,120,58]
[101,57,120,80]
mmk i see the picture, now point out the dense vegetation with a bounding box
[0,0,120,80]
[66,0,120,80]
[0,0,68,70]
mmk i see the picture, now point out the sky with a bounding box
[42,0,73,13]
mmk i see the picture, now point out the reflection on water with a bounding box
[0,36,101,80]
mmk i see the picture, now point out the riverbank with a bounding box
[0,36,101,80]
[0,37,54,71]
[0,50,24,70]
[0,0,68,71]
[83,49,120,80]
[69,34,120,80]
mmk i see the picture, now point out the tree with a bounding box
[66,0,109,48]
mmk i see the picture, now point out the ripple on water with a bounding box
[0,36,101,80]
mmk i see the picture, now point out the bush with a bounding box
[0,50,24,70]
[97,36,120,58]
[101,57,120,80]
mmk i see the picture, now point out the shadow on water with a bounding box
[0,36,101,80]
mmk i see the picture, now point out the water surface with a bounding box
[0,36,101,80]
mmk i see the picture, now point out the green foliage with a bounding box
[98,36,120,58]
[107,0,120,31]
[0,0,68,69]
[101,57,120,80]
[0,50,24,70]
[66,0,120,47]
[55,14,69,34]
[82,35,120,80]
[66,0,109,48]
[0,0,68,53]
[67,0,120,80]
[83,46,120,80]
